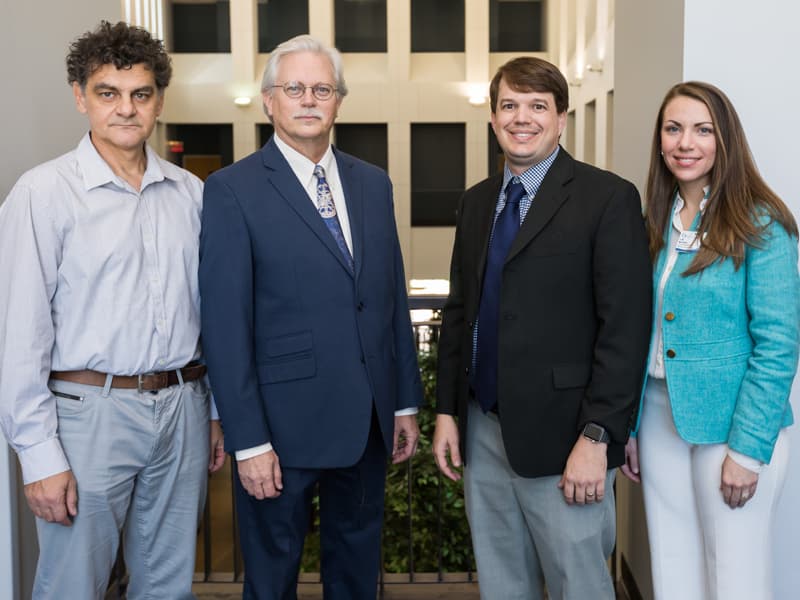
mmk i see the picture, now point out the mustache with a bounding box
[293,109,324,119]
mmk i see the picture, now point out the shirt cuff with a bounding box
[209,393,220,421]
[235,443,273,461]
[17,437,71,484]
[394,407,418,416]
[727,448,764,474]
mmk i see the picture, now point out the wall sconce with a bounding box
[234,96,252,107]
[585,62,604,73]
[469,95,488,106]
[568,78,583,88]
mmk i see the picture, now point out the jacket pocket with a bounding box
[257,331,316,383]
[552,363,592,389]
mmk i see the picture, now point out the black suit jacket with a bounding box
[436,148,652,478]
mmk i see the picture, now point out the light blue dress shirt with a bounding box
[0,133,213,483]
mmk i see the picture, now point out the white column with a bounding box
[308,0,335,45]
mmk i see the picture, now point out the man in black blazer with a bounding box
[433,57,651,599]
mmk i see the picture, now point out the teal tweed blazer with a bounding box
[635,218,800,463]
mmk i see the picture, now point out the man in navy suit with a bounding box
[199,35,423,600]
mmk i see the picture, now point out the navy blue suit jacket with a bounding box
[199,138,423,468]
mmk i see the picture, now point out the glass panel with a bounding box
[334,124,388,171]
[489,0,543,52]
[171,1,231,53]
[258,123,275,148]
[257,0,309,53]
[334,0,387,53]
[166,124,234,171]
[411,124,465,227]
[411,0,464,52]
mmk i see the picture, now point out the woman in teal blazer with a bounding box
[622,81,800,600]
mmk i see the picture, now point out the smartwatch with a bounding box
[582,422,610,444]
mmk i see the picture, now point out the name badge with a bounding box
[676,231,702,253]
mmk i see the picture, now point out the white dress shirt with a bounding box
[235,135,416,461]
[0,133,214,483]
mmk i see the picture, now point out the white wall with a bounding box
[614,1,800,598]
[682,3,800,597]
[0,4,121,598]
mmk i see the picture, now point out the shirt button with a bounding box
[666,349,676,358]
[665,312,675,321]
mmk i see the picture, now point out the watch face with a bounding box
[584,423,607,442]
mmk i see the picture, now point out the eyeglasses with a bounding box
[270,82,338,101]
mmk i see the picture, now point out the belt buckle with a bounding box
[137,371,170,393]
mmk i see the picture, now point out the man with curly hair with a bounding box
[0,21,224,599]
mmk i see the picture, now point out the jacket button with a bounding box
[464,367,470,375]
[666,349,676,358]
[665,312,675,321]
[357,302,364,312]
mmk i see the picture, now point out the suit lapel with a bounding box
[506,149,574,263]
[334,148,364,280]
[475,176,504,289]
[261,139,354,277]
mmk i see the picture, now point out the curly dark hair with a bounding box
[66,21,172,90]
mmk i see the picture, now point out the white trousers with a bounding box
[639,378,790,600]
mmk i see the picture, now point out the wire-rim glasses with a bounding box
[271,81,338,101]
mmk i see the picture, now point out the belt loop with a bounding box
[102,374,113,397]
[176,367,185,388]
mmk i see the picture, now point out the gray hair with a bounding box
[261,35,348,98]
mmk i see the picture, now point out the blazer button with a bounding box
[357,302,364,312]
[666,349,676,358]
[464,367,470,375]
[665,312,675,321]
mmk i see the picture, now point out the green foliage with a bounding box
[300,344,475,574]
[382,347,475,573]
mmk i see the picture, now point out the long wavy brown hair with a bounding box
[644,81,797,275]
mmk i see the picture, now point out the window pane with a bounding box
[488,123,504,176]
[411,124,465,227]
[411,0,464,52]
[172,1,231,53]
[335,0,387,52]
[166,124,234,171]
[489,0,543,52]
[258,124,275,148]
[258,0,309,52]
[335,124,388,172]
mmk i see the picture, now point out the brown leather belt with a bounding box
[50,363,206,392]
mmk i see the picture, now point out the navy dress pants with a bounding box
[235,413,387,600]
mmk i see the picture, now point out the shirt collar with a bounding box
[672,185,710,230]
[273,133,334,189]
[501,145,560,198]
[76,132,175,192]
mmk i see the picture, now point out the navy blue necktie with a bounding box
[475,179,526,413]
[314,164,354,273]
